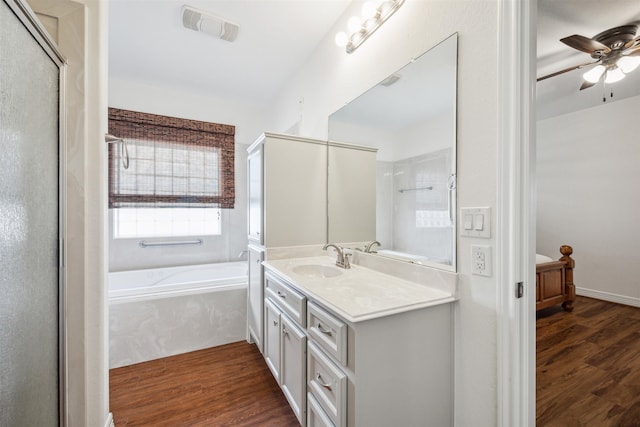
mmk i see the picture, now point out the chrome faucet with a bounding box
[364,240,381,253]
[323,243,351,269]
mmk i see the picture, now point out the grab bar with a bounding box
[139,239,203,248]
[398,186,433,194]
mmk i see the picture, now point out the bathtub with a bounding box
[108,262,248,369]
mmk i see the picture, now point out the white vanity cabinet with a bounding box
[263,271,308,426]
[247,143,263,244]
[307,301,453,427]
[261,261,455,427]
[246,132,328,351]
[264,298,282,382]
[247,132,327,248]
[247,244,264,351]
[281,313,307,423]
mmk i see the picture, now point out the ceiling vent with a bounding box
[182,5,239,42]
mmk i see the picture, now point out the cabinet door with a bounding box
[264,299,281,382]
[247,245,264,351]
[327,144,376,243]
[247,145,263,244]
[263,136,327,247]
[281,314,307,426]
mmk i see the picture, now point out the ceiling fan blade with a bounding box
[536,60,601,82]
[579,80,597,90]
[624,36,640,50]
[560,34,611,55]
[625,45,640,56]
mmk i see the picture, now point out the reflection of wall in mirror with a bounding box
[328,107,453,162]
[377,148,453,264]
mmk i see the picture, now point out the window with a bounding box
[108,108,235,238]
[113,207,221,238]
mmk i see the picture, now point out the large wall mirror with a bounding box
[328,33,458,272]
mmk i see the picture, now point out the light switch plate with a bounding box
[460,207,491,238]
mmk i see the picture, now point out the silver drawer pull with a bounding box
[273,320,278,327]
[282,327,289,338]
[316,373,333,391]
[276,291,286,299]
[317,323,333,337]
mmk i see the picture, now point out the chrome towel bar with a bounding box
[398,186,433,193]
[139,239,203,248]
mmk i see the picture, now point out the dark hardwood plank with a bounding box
[537,296,640,426]
[110,341,299,427]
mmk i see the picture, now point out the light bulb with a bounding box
[617,56,640,74]
[605,66,625,83]
[379,0,394,16]
[361,1,377,19]
[363,17,378,31]
[582,65,605,83]
[335,32,348,47]
[347,16,363,33]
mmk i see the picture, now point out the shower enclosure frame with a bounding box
[3,0,68,424]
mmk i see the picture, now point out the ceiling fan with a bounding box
[538,24,640,90]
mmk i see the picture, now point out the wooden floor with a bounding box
[109,341,299,426]
[537,296,640,426]
[110,297,640,426]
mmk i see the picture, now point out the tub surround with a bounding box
[109,290,246,369]
[263,255,456,323]
[108,262,248,369]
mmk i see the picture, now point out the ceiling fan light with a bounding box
[617,56,640,74]
[605,66,625,83]
[582,65,605,83]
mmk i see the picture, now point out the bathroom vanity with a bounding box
[246,132,376,353]
[261,255,456,427]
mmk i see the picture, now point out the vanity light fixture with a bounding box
[334,0,405,54]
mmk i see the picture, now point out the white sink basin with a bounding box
[291,264,343,279]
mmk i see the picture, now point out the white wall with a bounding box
[109,78,270,147]
[330,107,454,162]
[268,1,500,425]
[537,94,640,306]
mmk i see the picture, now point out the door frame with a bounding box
[4,0,68,424]
[497,0,537,425]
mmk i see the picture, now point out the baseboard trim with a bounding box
[576,287,640,308]
[104,412,114,427]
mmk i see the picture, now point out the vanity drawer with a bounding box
[308,392,336,427]
[307,302,347,365]
[308,341,347,427]
[265,272,306,327]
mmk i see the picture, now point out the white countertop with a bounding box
[263,256,456,323]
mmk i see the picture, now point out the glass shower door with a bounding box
[0,1,62,425]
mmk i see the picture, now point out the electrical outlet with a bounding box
[471,245,492,277]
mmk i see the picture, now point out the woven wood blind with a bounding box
[108,108,235,209]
